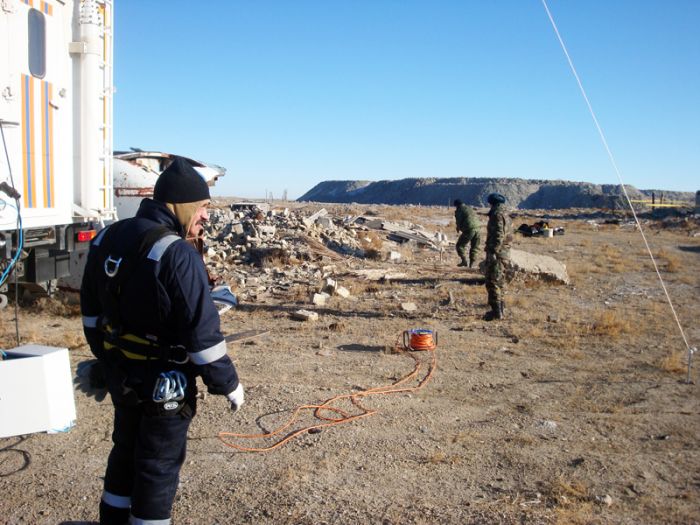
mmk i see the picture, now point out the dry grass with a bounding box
[553,478,590,502]
[358,231,385,260]
[424,450,461,466]
[659,351,686,374]
[540,477,597,525]
[597,243,638,273]
[591,310,631,338]
[655,248,681,273]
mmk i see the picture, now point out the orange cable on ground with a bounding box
[218,329,438,452]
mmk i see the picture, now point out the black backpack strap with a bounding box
[95,223,177,335]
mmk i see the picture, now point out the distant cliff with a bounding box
[297,177,694,209]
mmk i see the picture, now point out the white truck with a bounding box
[0,0,115,306]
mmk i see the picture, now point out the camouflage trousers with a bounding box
[484,252,508,307]
[456,230,481,265]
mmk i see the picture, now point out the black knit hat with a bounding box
[153,157,210,203]
[453,199,463,207]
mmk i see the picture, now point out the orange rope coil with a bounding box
[218,329,438,452]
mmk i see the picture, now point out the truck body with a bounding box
[0,0,115,303]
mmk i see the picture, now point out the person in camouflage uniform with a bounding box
[453,199,481,268]
[484,193,512,320]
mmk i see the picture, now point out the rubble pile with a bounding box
[202,204,449,306]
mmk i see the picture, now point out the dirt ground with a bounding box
[1,202,699,525]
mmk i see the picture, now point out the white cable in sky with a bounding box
[540,0,692,353]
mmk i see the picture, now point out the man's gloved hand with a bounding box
[226,383,245,412]
[75,359,108,402]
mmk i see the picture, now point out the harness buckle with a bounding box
[104,255,123,278]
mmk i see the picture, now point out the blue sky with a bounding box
[114,1,699,199]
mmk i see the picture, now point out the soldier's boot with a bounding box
[484,304,500,321]
[468,255,476,269]
[457,257,469,267]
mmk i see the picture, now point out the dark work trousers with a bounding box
[99,403,192,525]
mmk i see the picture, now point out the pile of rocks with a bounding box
[202,203,448,306]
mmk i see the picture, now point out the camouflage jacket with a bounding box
[485,203,512,255]
[455,203,480,234]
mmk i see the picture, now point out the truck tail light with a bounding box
[77,230,97,242]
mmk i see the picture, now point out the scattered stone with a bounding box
[312,292,331,306]
[547,313,561,323]
[291,309,319,322]
[350,269,408,281]
[595,494,613,506]
[323,278,338,294]
[387,251,402,262]
[302,208,328,227]
[538,420,558,431]
[336,286,351,298]
[401,302,417,312]
[316,216,334,229]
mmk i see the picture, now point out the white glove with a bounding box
[226,383,245,412]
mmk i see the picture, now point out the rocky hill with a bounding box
[298,177,694,209]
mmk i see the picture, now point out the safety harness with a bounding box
[92,222,186,363]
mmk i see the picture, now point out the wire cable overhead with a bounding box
[540,0,695,382]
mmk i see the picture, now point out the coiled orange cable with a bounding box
[218,329,438,452]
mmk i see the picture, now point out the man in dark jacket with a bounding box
[453,199,481,268]
[80,157,244,525]
[484,193,512,320]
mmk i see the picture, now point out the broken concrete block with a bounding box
[506,249,570,285]
[302,208,328,227]
[291,309,319,322]
[336,286,351,298]
[387,251,402,262]
[257,225,277,238]
[312,292,331,306]
[316,216,334,229]
[323,278,338,293]
[401,302,417,312]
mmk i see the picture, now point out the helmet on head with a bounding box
[453,199,463,207]
[487,193,506,206]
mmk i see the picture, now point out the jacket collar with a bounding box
[135,198,185,237]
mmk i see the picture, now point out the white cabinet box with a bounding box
[0,345,77,438]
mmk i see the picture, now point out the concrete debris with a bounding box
[323,278,338,294]
[336,286,351,298]
[595,495,613,507]
[350,269,408,281]
[291,309,319,322]
[400,302,417,312]
[538,420,558,431]
[478,249,570,285]
[201,204,448,304]
[230,201,271,213]
[312,292,331,306]
[302,208,328,227]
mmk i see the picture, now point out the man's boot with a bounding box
[484,304,500,321]
[457,257,469,267]
[469,256,476,269]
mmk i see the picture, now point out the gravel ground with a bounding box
[1,204,699,524]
